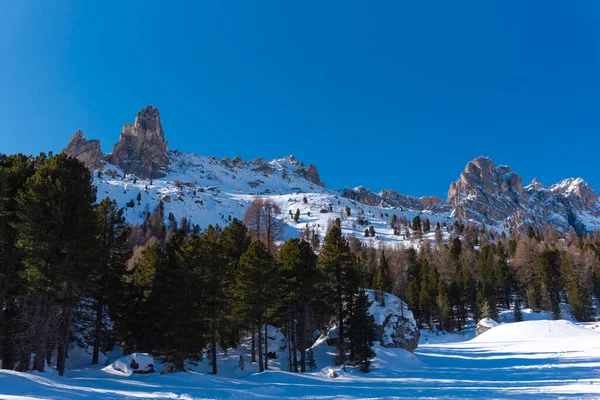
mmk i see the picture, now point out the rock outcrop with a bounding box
[302,164,325,187]
[447,157,600,233]
[108,105,169,178]
[476,318,498,336]
[367,290,420,353]
[63,130,103,170]
[342,187,448,212]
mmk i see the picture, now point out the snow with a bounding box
[477,318,499,329]
[102,353,155,376]
[93,152,465,249]
[5,316,600,398]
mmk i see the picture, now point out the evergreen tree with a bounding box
[278,239,320,372]
[348,289,376,372]
[294,208,300,222]
[0,154,37,370]
[412,215,422,232]
[318,225,359,365]
[233,241,280,372]
[374,251,392,306]
[153,232,208,371]
[125,242,164,354]
[513,297,523,322]
[90,198,131,365]
[15,153,96,375]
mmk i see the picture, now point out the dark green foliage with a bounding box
[368,225,375,237]
[348,289,376,372]
[233,241,280,371]
[514,297,523,322]
[412,215,422,232]
[15,153,97,375]
[318,225,359,365]
[90,198,131,364]
[279,238,320,372]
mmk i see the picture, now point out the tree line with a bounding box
[0,153,377,375]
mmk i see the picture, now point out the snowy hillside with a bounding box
[95,151,456,246]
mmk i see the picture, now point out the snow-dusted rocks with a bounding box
[475,318,499,336]
[366,290,420,352]
[102,353,155,376]
[62,106,600,235]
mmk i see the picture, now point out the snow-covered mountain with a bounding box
[64,106,600,238]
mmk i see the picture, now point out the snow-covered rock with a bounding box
[102,353,155,376]
[476,318,499,336]
[366,290,420,352]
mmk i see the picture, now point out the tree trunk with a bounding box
[33,300,51,372]
[264,322,268,370]
[57,306,73,376]
[211,307,217,375]
[257,324,264,372]
[287,321,292,372]
[92,300,103,364]
[299,307,307,372]
[338,293,345,365]
[292,319,298,373]
[251,328,256,363]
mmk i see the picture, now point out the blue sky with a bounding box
[1,1,599,197]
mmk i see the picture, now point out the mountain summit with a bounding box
[63,108,600,236]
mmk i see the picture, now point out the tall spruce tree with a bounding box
[318,225,359,365]
[348,289,376,372]
[15,153,96,375]
[234,241,280,372]
[279,238,320,372]
[0,154,37,370]
[90,198,131,364]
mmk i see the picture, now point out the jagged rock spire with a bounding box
[108,105,170,178]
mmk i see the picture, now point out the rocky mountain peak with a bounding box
[63,130,103,170]
[303,164,325,187]
[550,178,598,210]
[448,157,527,226]
[108,105,170,178]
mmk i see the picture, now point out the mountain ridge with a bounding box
[63,106,600,237]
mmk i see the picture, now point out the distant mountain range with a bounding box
[63,106,600,240]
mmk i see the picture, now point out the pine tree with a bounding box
[374,251,392,306]
[412,215,422,232]
[199,225,229,374]
[15,153,96,375]
[294,208,300,222]
[513,297,523,322]
[125,242,164,354]
[233,241,280,372]
[0,154,37,370]
[348,289,376,373]
[153,232,208,371]
[369,225,375,237]
[318,225,359,365]
[279,239,320,372]
[90,198,131,365]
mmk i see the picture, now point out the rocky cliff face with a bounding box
[108,105,170,178]
[448,157,600,233]
[63,130,104,170]
[342,187,447,212]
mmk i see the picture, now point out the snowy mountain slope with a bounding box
[63,106,600,239]
[95,150,456,246]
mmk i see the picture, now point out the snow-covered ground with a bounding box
[3,314,600,399]
[95,152,460,248]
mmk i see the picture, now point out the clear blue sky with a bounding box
[1,1,599,198]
